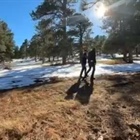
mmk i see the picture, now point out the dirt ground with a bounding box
[0,73,139,140]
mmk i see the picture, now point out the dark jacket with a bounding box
[81,52,87,66]
[88,49,96,66]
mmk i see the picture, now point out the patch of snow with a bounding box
[0,62,139,90]
[100,63,140,73]
[114,54,123,58]
[134,60,140,64]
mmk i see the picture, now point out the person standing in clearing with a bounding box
[79,46,87,81]
[86,48,96,83]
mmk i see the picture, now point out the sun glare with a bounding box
[96,3,107,18]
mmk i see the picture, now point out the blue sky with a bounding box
[0,0,105,47]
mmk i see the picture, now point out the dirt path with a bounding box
[0,74,139,140]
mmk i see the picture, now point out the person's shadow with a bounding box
[65,81,80,100]
[65,80,94,105]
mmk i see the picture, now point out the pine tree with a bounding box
[31,0,76,64]
[20,39,29,59]
[68,13,93,59]
[103,0,140,63]
[13,46,20,59]
[0,20,15,62]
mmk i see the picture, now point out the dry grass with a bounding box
[97,59,126,65]
[0,74,139,139]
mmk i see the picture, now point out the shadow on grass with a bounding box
[65,80,94,105]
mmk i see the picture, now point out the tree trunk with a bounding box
[136,47,139,57]
[42,51,45,64]
[34,51,37,62]
[53,56,55,62]
[57,56,59,61]
[128,49,133,63]
[25,45,27,60]
[42,57,45,64]
[35,56,37,62]
[110,53,114,59]
[62,0,67,65]
[123,51,127,62]
[48,57,51,62]
[79,24,83,63]
[62,56,66,65]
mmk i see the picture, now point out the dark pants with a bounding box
[79,64,86,80]
[86,63,95,81]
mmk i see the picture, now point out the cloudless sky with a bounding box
[0,0,105,47]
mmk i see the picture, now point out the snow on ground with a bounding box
[134,60,140,64]
[0,57,139,90]
[0,60,140,90]
[12,59,42,67]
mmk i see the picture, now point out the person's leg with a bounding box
[79,65,85,81]
[84,65,87,78]
[86,64,91,77]
[90,64,96,82]
[79,68,84,78]
[82,65,87,79]
[81,65,87,81]
[93,64,96,76]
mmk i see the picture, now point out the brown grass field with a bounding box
[0,74,139,140]
[97,59,126,65]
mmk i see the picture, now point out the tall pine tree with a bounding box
[31,0,76,64]
[0,20,15,62]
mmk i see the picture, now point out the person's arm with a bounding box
[94,49,96,64]
[88,52,91,62]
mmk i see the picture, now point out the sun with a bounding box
[96,3,107,18]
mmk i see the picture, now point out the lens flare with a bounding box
[96,3,107,18]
